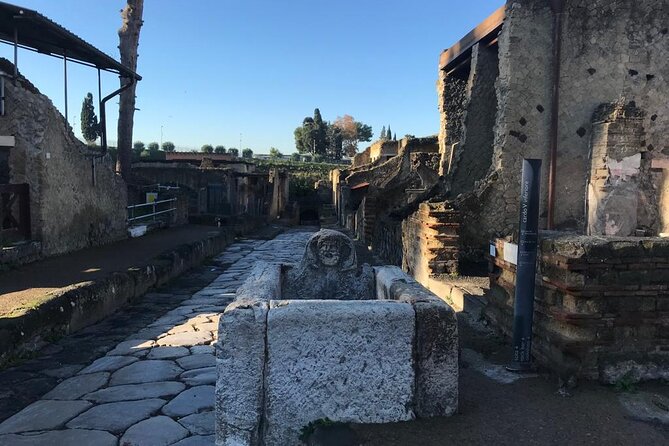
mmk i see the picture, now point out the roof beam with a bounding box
[439,5,505,72]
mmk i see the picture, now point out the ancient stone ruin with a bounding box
[331,0,669,384]
[216,229,458,445]
[282,229,374,300]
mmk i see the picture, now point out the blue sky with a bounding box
[5,0,501,154]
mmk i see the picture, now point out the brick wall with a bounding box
[402,203,460,283]
[488,234,669,382]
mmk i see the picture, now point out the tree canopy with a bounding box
[161,141,175,152]
[201,144,214,153]
[242,148,253,158]
[333,115,373,157]
[214,145,226,154]
[294,109,371,160]
[228,148,239,157]
[269,147,282,159]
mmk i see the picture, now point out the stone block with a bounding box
[264,300,415,445]
[215,299,268,446]
[235,263,282,301]
[390,279,459,418]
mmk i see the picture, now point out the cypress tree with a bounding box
[386,125,392,141]
[380,126,386,140]
[80,92,99,145]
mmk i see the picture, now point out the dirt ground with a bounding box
[352,313,669,445]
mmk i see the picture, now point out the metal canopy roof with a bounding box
[0,1,141,80]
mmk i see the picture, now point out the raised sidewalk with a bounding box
[0,225,235,362]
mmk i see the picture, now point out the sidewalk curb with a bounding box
[0,228,235,364]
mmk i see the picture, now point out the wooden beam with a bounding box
[439,5,506,71]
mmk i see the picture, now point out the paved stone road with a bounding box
[0,229,314,445]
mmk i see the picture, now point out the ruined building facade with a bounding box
[333,0,669,382]
[0,65,126,263]
[439,0,669,252]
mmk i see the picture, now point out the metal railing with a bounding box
[127,198,177,223]
[0,183,31,242]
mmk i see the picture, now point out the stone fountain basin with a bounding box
[215,264,458,446]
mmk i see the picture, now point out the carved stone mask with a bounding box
[300,229,357,272]
[317,239,341,266]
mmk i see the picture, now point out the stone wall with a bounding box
[352,147,371,168]
[450,43,499,196]
[556,0,669,230]
[439,0,669,257]
[437,70,468,177]
[371,216,403,266]
[1,69,126,257]
[488,234,669,382]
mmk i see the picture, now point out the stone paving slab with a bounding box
[120,415,189,446]
[0,400,92,434]
[84,381,186,404]
[0,229,314,444]
[66,398,167,434]
[0,429,118,446]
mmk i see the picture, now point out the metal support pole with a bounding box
[63,50,68,123]
[97,69,102,117]
[547,0,564,230]
[13,25,17,84]
[507,159,542,372]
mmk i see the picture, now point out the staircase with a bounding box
[319,203,337,228]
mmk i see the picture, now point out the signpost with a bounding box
[508,159,542,372]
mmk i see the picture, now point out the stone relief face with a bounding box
[317,239,341,266]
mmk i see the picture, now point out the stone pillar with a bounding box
[587,102,651,236]
[268,168,279,219]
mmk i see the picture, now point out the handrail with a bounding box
[127,198,176,210]
[127,197,177,223]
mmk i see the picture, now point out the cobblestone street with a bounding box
[0,229,315,445]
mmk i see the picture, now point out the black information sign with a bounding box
[508,159,542,371]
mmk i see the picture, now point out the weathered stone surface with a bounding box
[412,299,458,416]
[162,386,214,418]
[84,381,185,403]
[109,360,183,386]
[216,301,268,445]
[147,346,190,359]
[106,339,154,356]
[119,415,189,446]
[172,435,215,446]
[619,392,669,425]
[235,262,282,302]
[264,300,416,445]
[0,400,92,433]
[388,278,459,417]
[156,331,213,347]
[0,429,117,446]
[282,230,375,300]
[374,265,415,299]
[181,367,216,386]
[42,364,84,378]
[43,372,109,400]
[177,353,215,370]
[79,355,138,374]
[66,398,166,434]
[178,410,215,435]
[191,345,214,355]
